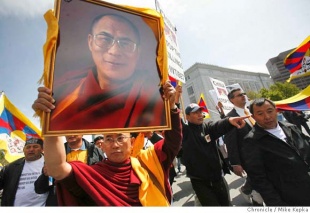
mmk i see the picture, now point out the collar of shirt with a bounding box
[265,123,287,142]
[234,106,247,116]
[235,106,254,127]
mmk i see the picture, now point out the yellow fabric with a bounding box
[131,146,169,206]
[131,132,145,157]
[66,150,87,164]
[274,84,310,105]
[34,9,58,123]
[244,110,256,126]
[35,7,167,121]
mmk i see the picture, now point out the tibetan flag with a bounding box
[0,92,41,167]
[198,93,210,119]
[284,35,310,82]
[169,75,178,87]
[274,84,310,111]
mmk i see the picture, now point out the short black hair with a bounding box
[227,88,241,100]
[249,98,276,114]
[130,133,139,138]
[94,136,104,142]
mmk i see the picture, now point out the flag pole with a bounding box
[179,95,186,120]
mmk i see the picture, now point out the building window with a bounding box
[227,79,236,85]
[187,86,195,96]
[249,81,257,92]
[255,82,262,91]
[243,82,251,92]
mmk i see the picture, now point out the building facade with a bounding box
[266,49,310,90]
[181,63,273,122]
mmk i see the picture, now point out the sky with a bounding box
[0,0,309,130]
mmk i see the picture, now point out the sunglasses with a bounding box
[234,93,246,98]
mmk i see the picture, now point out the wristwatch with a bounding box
[171,104,178,112]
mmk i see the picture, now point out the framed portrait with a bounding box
[42,0,170,136]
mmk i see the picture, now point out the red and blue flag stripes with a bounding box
[0,93,41,139]
[169,75,178,87]
[284,36,310,74]
[275,85,310,111]
[0,107,40,139]
[276,96,310,111]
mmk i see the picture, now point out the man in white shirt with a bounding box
[224,88,263,206]
[0,138,48,206]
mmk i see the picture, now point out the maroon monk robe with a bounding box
[55,111,182,206]
[50,67,165,131]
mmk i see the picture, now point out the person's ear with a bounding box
[88,34,94,52]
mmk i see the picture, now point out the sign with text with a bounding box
[209,77,233,115]
[155,0,185,83]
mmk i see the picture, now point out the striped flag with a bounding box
[0,92,41,167]
[284,35,310,82]
[198,93,210,119]
[274,84,310,111]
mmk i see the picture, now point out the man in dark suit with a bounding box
[224,88,263,206]
[242,98,310,206]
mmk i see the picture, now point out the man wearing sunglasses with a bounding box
[224,88,264,206]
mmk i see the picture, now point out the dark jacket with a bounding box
[242,121,310,206]
[34,169,58,206]
[64,138,105,165]
[149,133,163,145]
[224,108,252,166]
[34,138,104,206]
[0,157,25,206]
[181,118,233,181]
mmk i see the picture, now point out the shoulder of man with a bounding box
[1,157,25,173]
[83,139,105,161]
[226,108,238,117]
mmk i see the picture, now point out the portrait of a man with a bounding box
[46,0,168,133]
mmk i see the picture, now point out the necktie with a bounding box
[244,109,256,126]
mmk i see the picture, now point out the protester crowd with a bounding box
[1,81,309,206]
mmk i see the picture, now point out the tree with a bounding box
[258,82,300,101]
[246,90,261,101]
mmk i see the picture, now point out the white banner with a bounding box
[209,77,234,115]
[155,0,185,83]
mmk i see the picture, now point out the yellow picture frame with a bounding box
[41,0,170,136]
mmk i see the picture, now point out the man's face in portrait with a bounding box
[88,15,140,86]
